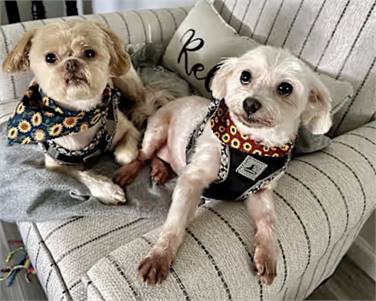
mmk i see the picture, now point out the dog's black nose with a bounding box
[243,97,261,114]
[64,59,79,72]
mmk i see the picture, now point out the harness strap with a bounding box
[186,98,221,164]
[41,89,121,165]
[41,132,110,165]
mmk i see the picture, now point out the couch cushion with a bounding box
[82,122,376,301]
[18,215,165,301]
[17,119,375,300]
[0,99,18,124]
[211,0,375,136]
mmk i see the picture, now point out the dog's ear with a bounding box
[210,58,237,99]
[97,23,131,77]
[3,30,35,73]
[301,72,332,135]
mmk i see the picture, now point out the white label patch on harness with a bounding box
[236,156,268,180]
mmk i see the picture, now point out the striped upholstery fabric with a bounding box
[18,216,165,301]
[86,123,376,301]
[17,122,376,301]
[0,7,189,124]
[212,0,376,136]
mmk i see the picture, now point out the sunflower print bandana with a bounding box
[210,100,293,157]
[7,82,117,145]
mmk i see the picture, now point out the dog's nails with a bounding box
[112,190,124,198]
[112,190,126,203]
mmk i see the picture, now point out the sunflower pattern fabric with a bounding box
[210,100,293,157]
[7,82,115,145]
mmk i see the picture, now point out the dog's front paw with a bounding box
[253,244,277,285]
[90,177,127,205]
[151,157,174,184]
[138,247,172,285]
[114,159,144,187]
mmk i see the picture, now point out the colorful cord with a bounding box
[0,241,36,286]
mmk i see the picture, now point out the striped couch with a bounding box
[1,0,375,300]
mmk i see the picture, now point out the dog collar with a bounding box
[7,82,118,145]
[210,100,293,157]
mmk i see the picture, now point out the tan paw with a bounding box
[138,248,172,285]
[114,160,144,187]
[253,244,277,285]
[151,157,174,184]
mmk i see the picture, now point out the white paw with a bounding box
[114,146,138,165]
[89,176,127,205]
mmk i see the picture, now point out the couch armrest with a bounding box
[0,7,190,123]
[83,121,376,301]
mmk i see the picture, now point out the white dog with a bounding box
[116,46,332,285]
[4,20,171,205]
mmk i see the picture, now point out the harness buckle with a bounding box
[41,142,60,159]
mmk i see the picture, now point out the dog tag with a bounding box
[236,156,268,180]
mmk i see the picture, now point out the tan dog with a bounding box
[3,20,170,204]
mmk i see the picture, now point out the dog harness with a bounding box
[7,82,130,165]
[187,99,294,201]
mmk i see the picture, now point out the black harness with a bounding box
[203,145,290,200]
[41,89,124,166]
[186,98,291,201]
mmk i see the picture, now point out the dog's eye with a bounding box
[277,82,293,96]
[45,53,57,64]
[84,49,96,59]
[240,70,252,85]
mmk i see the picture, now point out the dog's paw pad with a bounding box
[254,245,277,285]
[151,158,174,184]
[138,250,172,285]
[114,160,143,187]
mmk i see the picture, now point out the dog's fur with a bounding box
[116,46,332,285]
[3,20,171,204]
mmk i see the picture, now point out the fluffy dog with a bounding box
[3,20,170,204]
[116,46,332,285]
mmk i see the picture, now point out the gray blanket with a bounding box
[0,44,191,222]
[0,132,175,222]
